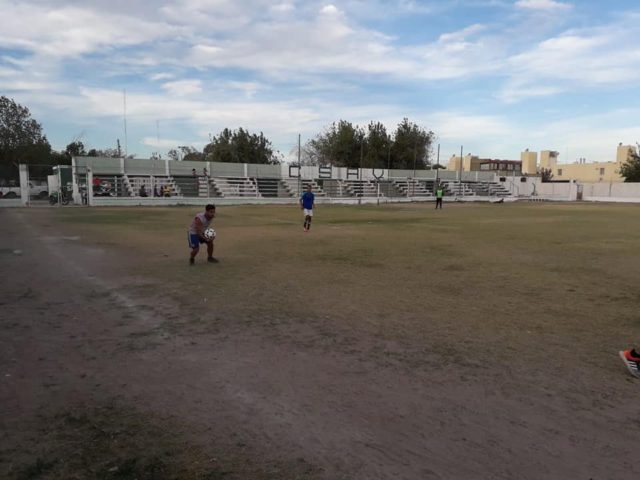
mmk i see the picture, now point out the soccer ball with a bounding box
[203,228,216,240]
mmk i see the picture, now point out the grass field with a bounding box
[52,201,640,357]
[3,201,640,479]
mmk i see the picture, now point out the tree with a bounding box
[87,148,123,158]
[539,167,554,182]
[391,118,435,170]
[287,144,319,166]
[204,128,281,164]
[64,141,86,160]
[179,146,204,162]
[306,118,434,170]
[0,96,52,180]
[364,122,392,169]
[306,120,364,168]
[619,145,640,182]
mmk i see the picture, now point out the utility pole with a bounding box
[435,143,440,184]
[458,145,463,196]
[298,134,301,198]
[360,139,364,179]
[387,140,391,172]
[412,139,418,197]
[123,89,128,158]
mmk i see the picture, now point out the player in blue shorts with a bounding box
[300,184,315,232]
[188,204,218,265]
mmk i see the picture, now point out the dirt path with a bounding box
[1,208,639,479]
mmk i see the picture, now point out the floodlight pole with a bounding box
[412,140,417,197]
[297,134,301,198]
[123,89,128,158]
[435,143,440,184]
[458,145,463,197]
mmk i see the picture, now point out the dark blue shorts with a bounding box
[188,233,207,249]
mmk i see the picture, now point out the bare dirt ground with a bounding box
[1,204,639,479]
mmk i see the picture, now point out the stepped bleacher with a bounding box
[214,177,259,197]
[315,179,348,197]
[282,178,326,197]
[392,179,434,197]
[77,156,516,203]
[343,180,379,197]
[256,178,293,198]
[126,175,178,197]
[173,176,199,197]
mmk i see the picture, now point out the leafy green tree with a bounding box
[0,96,52,180]
[204,128,281,164]
[391,118,435,170]
[204,128,234,162]
[306,120,364,168]
[306,118,434,169]
[65,141,86,159]
[87,148,123,158]
[619,145,640,182]
[178,146,204,162]
[364,121,391,169]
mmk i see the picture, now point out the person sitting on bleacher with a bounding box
[100,181,113,196]
[163,184,172,197]
[139,184,148,197]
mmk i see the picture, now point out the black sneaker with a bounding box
[207,257,219,263]
[189,257,195,265]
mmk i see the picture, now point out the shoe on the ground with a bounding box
[619,349,640,378]
[189,257,195,265]
[207,256,219,263]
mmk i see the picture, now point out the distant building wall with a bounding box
[520,150,537,175]
[617,144,637,164]
[554,161,622,182]
[447,155,462,171]
[539,150,559,170]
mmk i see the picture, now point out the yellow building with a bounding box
[445,144,637,182]
[520,150,537,175]
[552,144,637,182]
[539,150,559,170]
[448,154,481,171]
[447,154,521,174]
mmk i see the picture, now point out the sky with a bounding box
[1,0,639,164]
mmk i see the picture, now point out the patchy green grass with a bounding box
[48,202,640,358]
[7,403,318,480]
[10,202,640,478]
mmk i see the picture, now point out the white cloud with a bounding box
[2,0,639,163]
[515,0,572,11]
[438,24,486,43]
[150,73,175,81]
[270,2,295,14]
[162,80,203,96]
[226,81,264,98]
[141,136,200,149]
[0,3,177,59]
[500,19,640,101]
[320,4,340,15]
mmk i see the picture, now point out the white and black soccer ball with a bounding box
[203,228,216,240]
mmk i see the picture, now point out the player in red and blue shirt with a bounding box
[188,204,218,264]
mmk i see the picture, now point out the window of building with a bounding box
[599,168,605,175]
[557,169,563,176]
